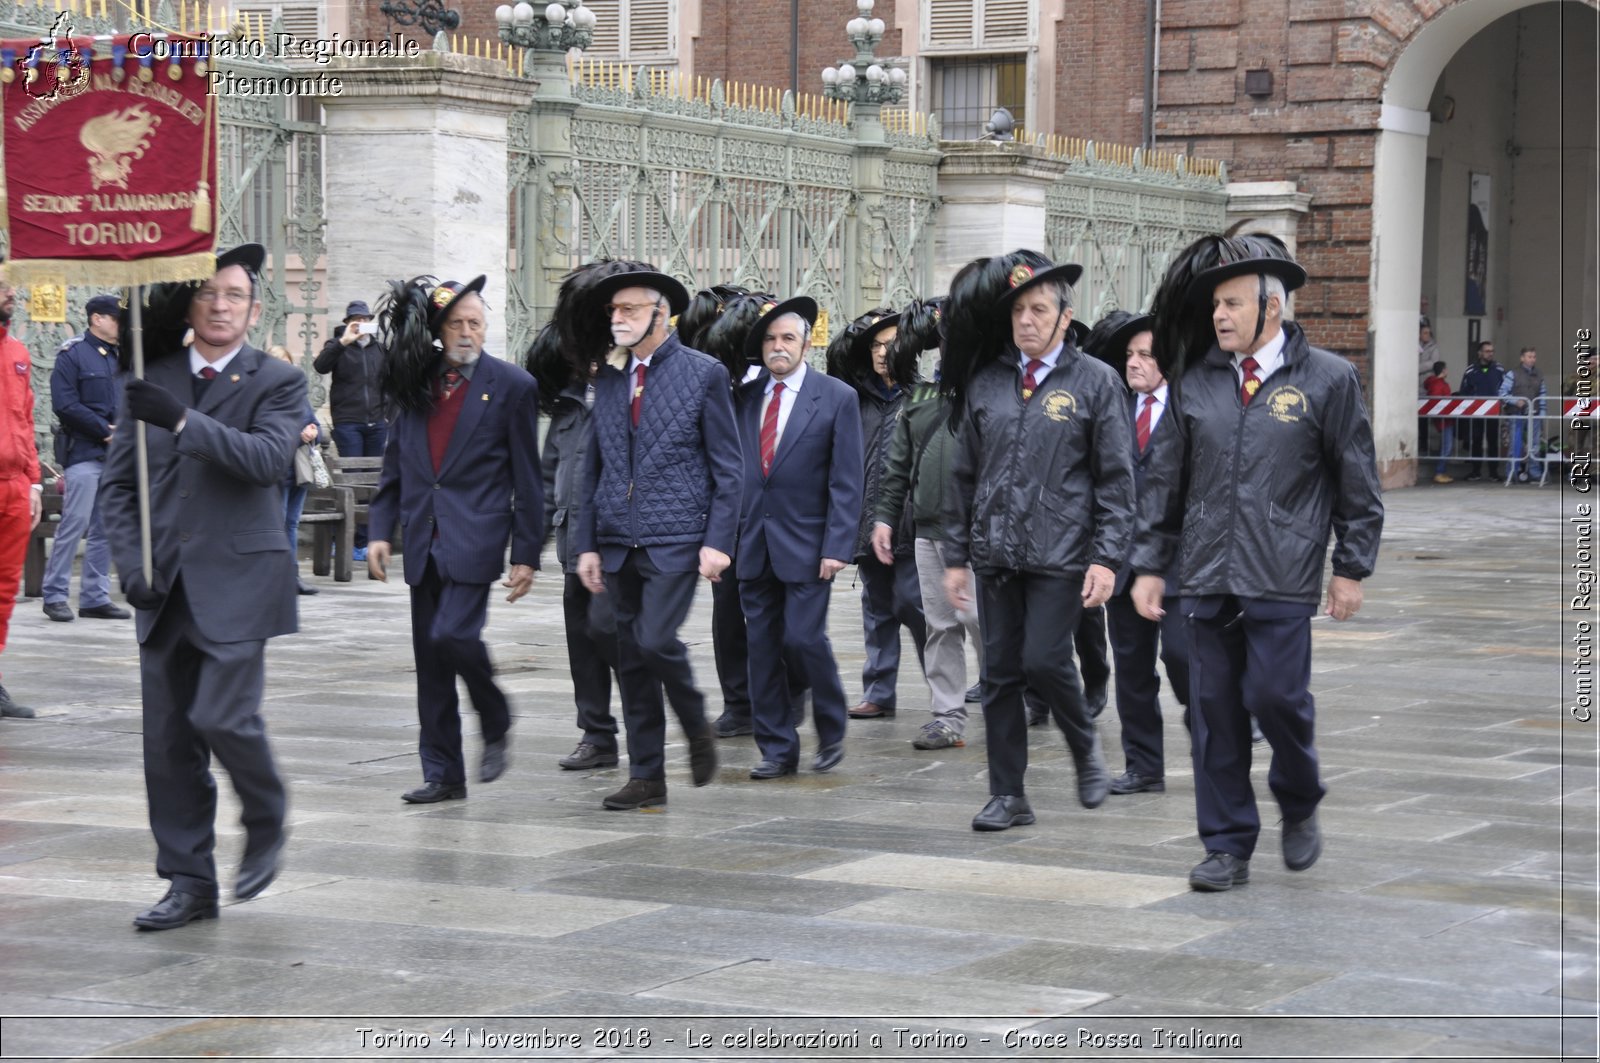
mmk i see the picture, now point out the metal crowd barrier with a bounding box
[1416,395,1595,487]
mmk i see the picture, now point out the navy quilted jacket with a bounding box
[572,334,743,557]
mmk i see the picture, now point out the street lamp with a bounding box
[819,0,904,106]
[495,0,596,55]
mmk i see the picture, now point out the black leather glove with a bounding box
[125,379,187,432]
[122,569,168,611]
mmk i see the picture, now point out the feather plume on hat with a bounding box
[678,284,750,352]
[116,280,199,371]
[701,292,778,379]
[376,275,444,414]
[1148,232,1306,380]
[554,258,665,372]
[939,252,1056,427]
[827,307,898,395]
[886,296,944,380]
[524,320,571,415]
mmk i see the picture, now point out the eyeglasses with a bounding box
[193,289,252,306]
[869,341,891,354]
[606,300,662,318]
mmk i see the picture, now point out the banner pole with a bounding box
[129,285,152,583]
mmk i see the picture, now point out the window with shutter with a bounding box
[237,2,321,41]
[627,0,672,57]
[982,0,1029,41]
[585,0,622,56]
[927,0,975,46]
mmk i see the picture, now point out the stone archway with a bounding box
[1370,0,1598,484]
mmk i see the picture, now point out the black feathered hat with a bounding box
[585,262,691,318]
[1082,310,1156,378]
[1148,232,1304,377]
[993,253,1082,310]
[885,296,944,382]
[743,296,819,367]
[115,242,267,371]
[701,292,779,377]
[423,275,487,335]
[847,308,919,387]
[828,307,897,393]
[943,252,1073,426]
[678,283,750,351]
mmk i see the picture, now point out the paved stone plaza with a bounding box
[0,484,1593,1061]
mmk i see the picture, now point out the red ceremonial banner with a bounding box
[1,32,217,285]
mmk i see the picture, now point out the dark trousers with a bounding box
[976,569,1095,797]
[1467,417,1501,468]
[607,548,708,780]
[1106,591,1192,779]
[857,553,928,707]
[331,422,388,547]
[739,568,849,768]
[563,571,619,750]
[140,578,285,899]
[1186,596,1324,859]
[410,557,510,785]
[1076,605,1110,696]
[712,575,751,715]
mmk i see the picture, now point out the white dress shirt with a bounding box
[1136,382,1170,434]
[1233,327,1287,387]
[762,361,807,450]
[189,343,245,378]
[1017,341,1065,376]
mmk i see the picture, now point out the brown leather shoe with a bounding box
[848,701,894,719]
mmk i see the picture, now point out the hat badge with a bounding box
[762,301,777,313]
[430,285,455,310]
[1009,264,1035,289]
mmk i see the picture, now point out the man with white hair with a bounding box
[573,261,743,811]
[1131,234,1384,892]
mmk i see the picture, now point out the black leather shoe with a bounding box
[42,601,74,622]
[1189,851,1250,891]
[688,729,717,786]
[479,736,509,783]
[295,579,319,596]
[401,781,466,803]
[713,712,753,737]
[133,888,219,930]
[972,795,1035,831]
[235,834,285,901]
[1108,770,1165,795]
[79,602,133,619]
[848,701,894,719]
[602,777,666,810]
[0,685,35,719]
[1072,734,1110,809]
[558,742,619,770]
[1282,813,1323,871]
[811,741,844,773]
[1084,682,1109,720]
[750,759,797,779]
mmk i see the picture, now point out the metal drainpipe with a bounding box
[1144,0,1161,148]
[790,0,800,98]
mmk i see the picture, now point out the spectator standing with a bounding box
[42,293,131,622]
[313,299,389,560]
[1499,346,1547,482]
[1458,341,1505,481]
[1423,361,1455,484]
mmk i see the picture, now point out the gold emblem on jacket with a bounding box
[1042,390,1077,423]
[1267,385,1307,423]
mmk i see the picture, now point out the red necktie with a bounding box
[198,366,218,380]
[631,363,646,428]
[1136,394,1153,452]
[1240,356,1261,406]
[760,381,785,475]
[1022,358,1044,401]
[440,368,462,398]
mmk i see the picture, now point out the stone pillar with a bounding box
[850,101,892,314]
[1370,110,1433,488]
[318,52,533,360]
[933,143,1069,293]
[1225,181,1313,257]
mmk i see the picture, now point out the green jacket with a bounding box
[874,382,959,543]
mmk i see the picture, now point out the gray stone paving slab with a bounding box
[637,959,1109,1031]
[0,485,1593,1060]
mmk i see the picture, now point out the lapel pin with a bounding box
[230,374,240,382]
[481,393,488,401]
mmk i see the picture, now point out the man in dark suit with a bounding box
[101,244,304,930]
[1083,311,1190,796]
[733,297,863,777]
[367,275,542,804]
[573,261,742,811]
